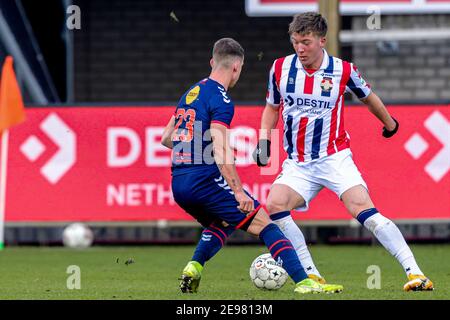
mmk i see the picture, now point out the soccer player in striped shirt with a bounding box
[253,12,433,292]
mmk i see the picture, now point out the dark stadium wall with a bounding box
[71,0,450,104]
[21,0,67,102]
[72,0,351,103]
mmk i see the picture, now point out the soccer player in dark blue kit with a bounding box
[161,38,342,294]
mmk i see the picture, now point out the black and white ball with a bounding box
[249,253,288,290]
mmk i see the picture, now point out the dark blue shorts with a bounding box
[172,169,260,228]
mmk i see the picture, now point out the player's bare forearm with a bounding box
[161,115,175,149]
[211,123,244,194]
[260,103,280,141]
[213,142,254,214]
[217,163,245,194]
[361,92,396,131]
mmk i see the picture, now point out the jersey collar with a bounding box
[207,77,226,91]
[296,49,330,77]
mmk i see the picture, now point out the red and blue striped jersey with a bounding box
[266,50,371,162]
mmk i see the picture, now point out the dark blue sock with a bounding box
[270,210,291,221]
[259,223,308,283]
[192,223,235,266]
[356,208,379,225]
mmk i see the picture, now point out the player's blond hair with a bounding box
[212,38,244,68]
[289,12,328,37]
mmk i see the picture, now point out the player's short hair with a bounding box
[288,12,328,38]
[212,38,244,68]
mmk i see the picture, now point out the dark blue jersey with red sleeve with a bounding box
[171,77,234,176]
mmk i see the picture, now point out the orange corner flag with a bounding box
[0,56,25,133]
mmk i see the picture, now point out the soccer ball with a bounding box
[249,253,288,290]
[62,223,94,248]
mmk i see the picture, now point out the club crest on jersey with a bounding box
[320,77,333,97]
[288,77,295,85]
[186,85,200,104]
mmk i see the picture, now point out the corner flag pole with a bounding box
[0,129,9,249]
[0,56,27,250]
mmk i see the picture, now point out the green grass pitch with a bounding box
[0,245,448,300]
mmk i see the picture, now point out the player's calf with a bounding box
[179,222,235,293]
[355,207,433,290]
[244,208,308,283]
[191,222,235,265]
[270,210,325,281]
[257,223,342,294]
[246,209,342,293]
[258,223,308,283]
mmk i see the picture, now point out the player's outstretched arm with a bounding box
[211,122,254,214]
[360,92,399,138]
[260,103,280,140]
[161,115,175,149]
[253,103,280,166]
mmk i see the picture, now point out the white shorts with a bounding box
[272,148,368,211]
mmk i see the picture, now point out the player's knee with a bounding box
[246,223,265,237]
[266,198,288,214]
[345,188,373,215]
[350,196,369,209]
[246,210,272,236]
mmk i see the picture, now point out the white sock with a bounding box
[272,214,322,277]
[361,211,423,276]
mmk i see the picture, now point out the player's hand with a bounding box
[235,191,254,214]
[382,117,399,138]
[252,139,271,167]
